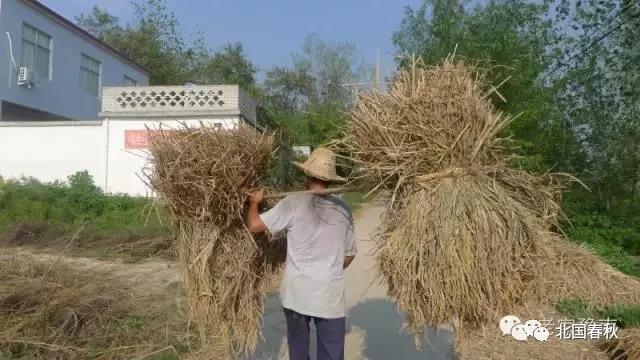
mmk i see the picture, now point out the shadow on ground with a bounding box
[252,295,286,359]
[348,298,457,360]
[251,297,456,360]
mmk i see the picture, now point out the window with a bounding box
[21,23,51,79]
[123,75,137,87]
[80,54,101,96]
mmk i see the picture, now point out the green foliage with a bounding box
[555,298,594,319]
[567,212,640,254]
[0,171,170,243]
[263,66,315,114]
[277,102,346,147]
[562,183,640,275]
[394,0,640,274]
[76,1,259,89]
[551,0,640,221]
[294,33,367,107]
[394,0,560,167]
[191,43,260,96]
[263,34,372,148]
[563,211,640,276]
[72,0,640,264]
[77,1,197,85]
[257,108,307,190]
[555,298,640,328]
[580,240,638,276]
[605,305,640,328]
[342,192,365,213]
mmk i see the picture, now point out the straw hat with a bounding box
[292,147,346,182]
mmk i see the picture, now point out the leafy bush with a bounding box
[567,213,640,254]
[562,208,640,276]
[0,171,171,245]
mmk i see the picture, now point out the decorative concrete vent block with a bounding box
[101,85,258,126]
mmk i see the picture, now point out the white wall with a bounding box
[0,121,106,185]
[0,116,240,196]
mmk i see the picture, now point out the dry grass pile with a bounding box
[0,255,190,359]
[600,329,640,360]
[454,305,609,360]
[542,237,640,307]
[335,57,640,343]
[453,236,640,360]
[146,124,285,358]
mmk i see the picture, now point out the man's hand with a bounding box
[344,255,355,269]
[249,188,265,204]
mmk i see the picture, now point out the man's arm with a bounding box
[344,255,355,269]
[247,189,267,234]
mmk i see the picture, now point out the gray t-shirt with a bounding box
[260,193,356,318]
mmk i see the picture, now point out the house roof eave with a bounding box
[21,0,150,76]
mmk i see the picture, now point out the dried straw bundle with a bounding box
[451,220,640,359]
[146,124,284,357]
[541,237,640,307]
[600,329,640,360]
[454,237,640,359]
[147,125,273,226]
[454,305,609,360]
[335,58,571,338]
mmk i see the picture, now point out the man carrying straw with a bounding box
[247,147,357,360]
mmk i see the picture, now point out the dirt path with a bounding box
[2,200,455,359]
[254,200,455,360]
[0,248,180,294]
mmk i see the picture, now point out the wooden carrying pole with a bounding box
[263,186,356,200]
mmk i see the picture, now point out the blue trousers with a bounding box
[283,308,345,360]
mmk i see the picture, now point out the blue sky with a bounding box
[41,0,423,79]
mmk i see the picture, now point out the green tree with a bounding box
[263,66,315,113]
[393,0,566,170]
[75,6,119,39]
[77,0,200,85]
[191,43,259,95]
[295,33,363,107]
[552,0,640,211]
[77,0,259,90]
[263,34,372,146]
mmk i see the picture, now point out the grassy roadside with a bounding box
[0,256,194,359]
[0,172,173,262]
[0,173,368,261]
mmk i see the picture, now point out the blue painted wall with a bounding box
[0,0,149,120]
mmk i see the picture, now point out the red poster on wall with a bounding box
[124,130,169,149]
[124,130,150,149]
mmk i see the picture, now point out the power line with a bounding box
[542,3,640,81]
[575,0,638,47]
[541,1,640,82]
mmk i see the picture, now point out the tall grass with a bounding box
[0,171,172,251]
